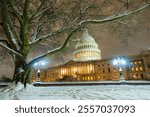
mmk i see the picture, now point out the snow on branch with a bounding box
[30,3,150,48]
[29,26,71,46]
[7,24,20,50]
[28,3,150,65]
[28,26,80,66]
[79,3,150,25]
[29,0,56,22]
[29,0,45,22]
[0,39,10,47]
[30,7,51,22]
[30,23,43,42]
[8,20,23,46]
[0,43,23,58]
[9,0,22,23]
[81,2,94,14]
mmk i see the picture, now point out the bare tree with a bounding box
[0,0,149,86]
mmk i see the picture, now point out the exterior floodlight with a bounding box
[34,63,38,66]
[113,60,118,65]
[41,61,46,66]
[33,60,47,68]
[121,59,126,65]
[113,58,126,66]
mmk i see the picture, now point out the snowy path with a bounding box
[0,85,150,100]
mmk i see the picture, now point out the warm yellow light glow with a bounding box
[131,67,134,71]
[132,74,136,78]
[140,67,143,71]
[90,64,93,71]
[88,76,90,80]
[135,67,138,71]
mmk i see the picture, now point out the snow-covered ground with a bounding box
[0,83,150,100]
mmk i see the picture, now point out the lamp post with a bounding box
[34,61,46,82]
[36,69,41,82]
[113,57,126,83]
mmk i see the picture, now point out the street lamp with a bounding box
[113,57,126,83]
[36,69,41,82]
[33,60,47,82]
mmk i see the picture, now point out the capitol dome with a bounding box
[73,29,101,61]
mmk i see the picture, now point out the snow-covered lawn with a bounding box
[0,83,150,100]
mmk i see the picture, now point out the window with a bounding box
[140,67,143,71]
[131,67,134,71]
[108,68,110,72]
[141,74,144,79]
[136,74,139,79]
[135,67,138,71]
[132,74,136,78]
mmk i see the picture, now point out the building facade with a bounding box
[32,30,150,82]
[32,49,150,82]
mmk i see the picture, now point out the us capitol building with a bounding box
[32,30,150,82]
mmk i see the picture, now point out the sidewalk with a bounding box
[33,80,150,86]
[1,80,150,87]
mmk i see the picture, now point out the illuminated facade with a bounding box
[32,30,150,82]
[32,49,150,82]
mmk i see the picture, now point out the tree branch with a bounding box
[28,26,81,66]
[0,39,10,47]
[29,26,71,47]
[79,3,150,25]
[29,6,51,22]
[7,24,20,49]
[1,0,18,51]
[8,0,22,23]
[29,3,150,47]
[8,17,22,46]
[81,2,94,14]
[28,3,150,66]
[29,0,46,22]
[0,43,23,58]
[31,23,43,41]
[29,0,56,22]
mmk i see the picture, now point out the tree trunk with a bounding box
[13,57,34,87]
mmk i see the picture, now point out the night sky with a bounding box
[0,4,150,79]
